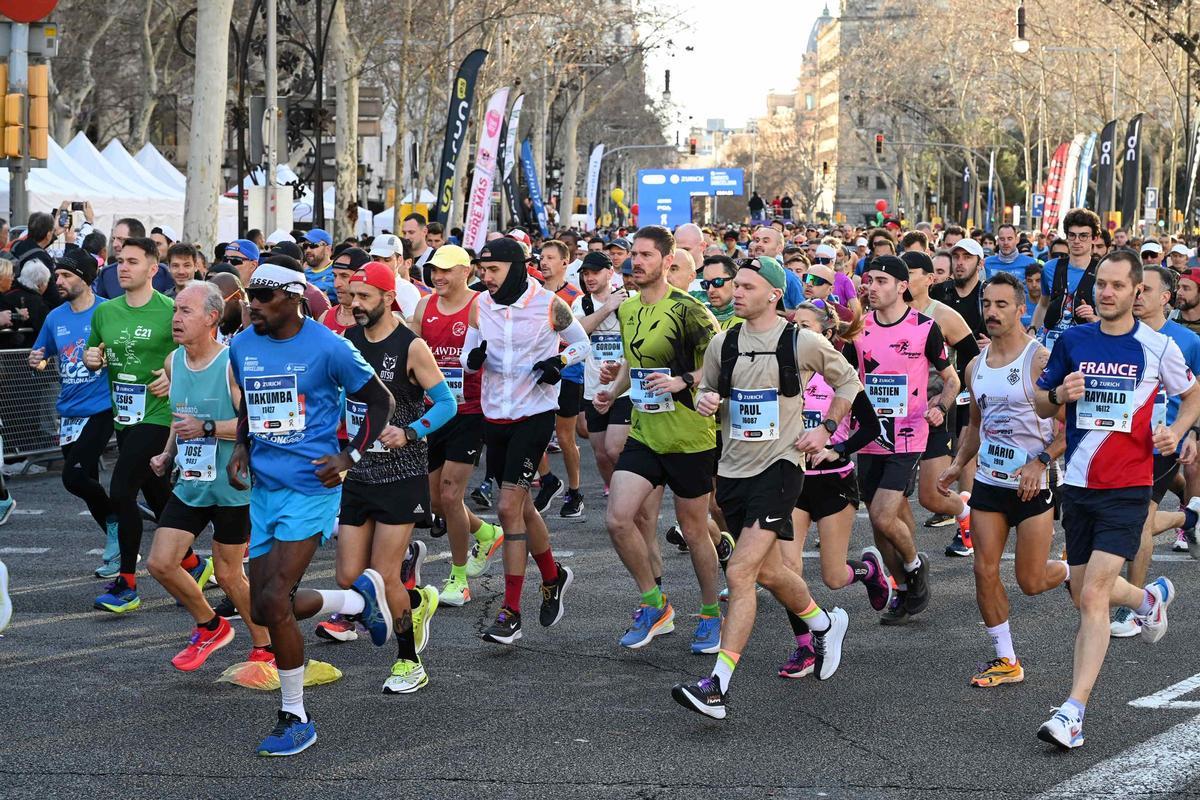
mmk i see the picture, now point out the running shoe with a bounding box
[1109,606,1141,638]
[812,608,848,680]
[620,602,675,649]
[438,574,471,607]
[547,434,562,454]
[665,524,688,552]
[96,518,119,577]
[188,557,215,591]
[171,617,235,671]
[401,540,427,591]
[315,614,358,642]
[215,595,240,621]
[539,563,573,627]
[383,658,428,694]
[94,557,120,580]
[466,526,504,578]
[1139,576,1174,644]
[957,491,973,545]
[412,584,439,654]
[671,676,727,720]
[1185,496,1200,559]
[859,546,894,611]
[94,576,140,613]
[351,569,393,646]
[880,591,909,626]
[1037,704,1084,749]
[1173,528,1189,552]
[691,616,722,654]
[482,606,522,645]
[534,473,564,514]
[0,497,14,526]
[905,553,931,615]
[247,645,275,665]
[0,560,10,633]
[924,512,954,528]
[560,489,585,519]
[944,532,973,557]
[970,657,1024,687]
[715,531,736,566]
[430,516,447,539]
[470,480,494,510]
[257,710,317,757]
[778,642,815,678]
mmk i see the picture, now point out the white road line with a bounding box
[1129,672,1200,710]
[0,547,49,554]
[11,509,44,515]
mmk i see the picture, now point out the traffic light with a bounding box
[3,92,22,158]
[875,132,884,154]
[689,137,697,156]
[28,64,48,160]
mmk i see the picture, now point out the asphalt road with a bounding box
[2,448,1200,800]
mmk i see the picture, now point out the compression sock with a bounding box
[786,609,808,637]
[700,602,721,618]
[120,572,136,589]
[799,600,831,634]
[278,666,306,722]
[395,622,417,661]
[712,649,740,692]
[987,620,1016,662]
[531,549,559,583]
[180,550,200,571]
[504,574,524,612]
[641,585,665,609]
[846,559,873,585]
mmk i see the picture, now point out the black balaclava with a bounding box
[479,238,530,306]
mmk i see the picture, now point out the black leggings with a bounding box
[61,413,114,531]
[112,424,171,574]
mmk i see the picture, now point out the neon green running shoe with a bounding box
[466,525,504,578]
[382,658,428,694]
[412,584,439,654]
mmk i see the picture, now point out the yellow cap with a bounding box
[429,244,472,270]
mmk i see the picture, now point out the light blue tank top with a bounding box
[169,346,250,507]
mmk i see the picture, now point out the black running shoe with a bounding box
[470,481,493,510]
[665,524,688,552]
[671,676,728,719]
[924,512,955,528]
[905,553,930,615]
[539,564,574,627]
[944,532,973,557]
[482,606,522,644]
[880,591,909,625]
[560,489,585,519]
[214,595,240,621]
[430,515,447,538]
[534,473,564,514]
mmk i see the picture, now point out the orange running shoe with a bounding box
[970,657,1024,687]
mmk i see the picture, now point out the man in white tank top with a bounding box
[937,272,1069,688]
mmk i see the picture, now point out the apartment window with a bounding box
[876,176,887,190]
[856,176,869,190]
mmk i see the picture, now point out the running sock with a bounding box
[473,520,497,541]
[120,572,137,589]
[531,549,558,583]
[987,620,1016,662]
[279,666,307,723]
[712,649,740,693]
[395,623,417,661]
[200,615,220,632]
[503,574,524,612]
[846,559,873,585]
[786,609,808,636]
[315,589,365,617]
[449,563,468,582]
[956,500,971,521]
[903,556,921,573]
[1064,697,1085,720]
[180,550,200,571]
[799,600,831,634]
[1184,507,1199,532]
[1136,590,1156,616]
[641,585,666,609]
[699,602,720,618]
[654,575,662,587]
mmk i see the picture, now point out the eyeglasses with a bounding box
[246,287,280,303]
[700,277,729,290]
[813,257,833,265]
[1065,231,1093,241]
[803,274,831,287]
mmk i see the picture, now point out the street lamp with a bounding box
[1012,1,1029,54]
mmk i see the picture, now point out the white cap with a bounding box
[855,237,868,247]
[814,244,838,260]
[156,223,180,242]
[1169,243,1190,256]
[266,228,294,245]
[370,233,403,257]
[951,238,985,259]
[507,229,532,246]
[1141,240,1164,255]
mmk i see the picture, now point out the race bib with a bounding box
[955,390,971,406]
[591,333,624,363]
[1152,388,1168,430]
[865,373,908,418]
[729,388,779,441]
[630,368,675,413]
[1076,372,1135,432]
[245,375,305,433]
[978,441,1028,487]
[442,367,466,405]
[802,409,822,430]
[344,400,389,453]
[176,436,218,482]
[113,382,146,425]
[58,416,86,446]
[1041,327,1063,352]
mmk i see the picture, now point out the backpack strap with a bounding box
[582,293,595,316]
[716,324,743,399]
[776,322,801,397]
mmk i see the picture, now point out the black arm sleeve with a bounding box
[949,332,979,386]
[836,390,881,457]
[345,374,395,454]
[924,321,952,371]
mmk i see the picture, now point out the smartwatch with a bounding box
[402,426,419,442]
[1036,451,1052,467]
[821,418,838,435]
[202,419,216,437]
[682,372,696,389]
[1048,387,1061,406]
[347,448,362,464]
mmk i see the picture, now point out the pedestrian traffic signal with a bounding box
[689,137,697,156]
[3,93,22,158]
[875,133,884,154]
[29,64,49,160]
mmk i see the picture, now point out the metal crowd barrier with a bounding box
[0,348,64,460]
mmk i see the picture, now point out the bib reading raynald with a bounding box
[1076,360,1136,432]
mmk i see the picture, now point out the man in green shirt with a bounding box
[594,225,723,654]
[86,236,186,613]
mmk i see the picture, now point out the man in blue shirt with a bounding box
[301,228,336,304]
[986,224,1040,328]
[1031,209,1101,350]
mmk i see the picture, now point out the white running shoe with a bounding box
[1109,606,1141,638]
[1037,703,1084,749]
[813,607,848,680]
[0,559,11,632]
[1139,577,1174,644]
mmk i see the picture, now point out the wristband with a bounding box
[1048,387,1061,406]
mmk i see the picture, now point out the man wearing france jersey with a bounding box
[1034,251,1200,750]
[227,258,395,757]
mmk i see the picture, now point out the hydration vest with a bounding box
[717,322,801,399]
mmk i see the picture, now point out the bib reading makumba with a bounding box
[245,374,306,433]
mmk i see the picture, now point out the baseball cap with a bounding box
[430,244,472,269]
[951,238,985,259]
[303,228,333,247]
[814,244,838,261]
[271,241,303,261]
[739,255,788,292]
[349,261,395,292]
[607,237,632,251]
[225,239,260,263]
[151,224,179,243]
[1141,241,1164,255]
[266,228,294,246]
[900,251,935,273]
[855,237,868,247]
[369,233,403,257]
[332,247,371,271]
[579,251,613,271]
[477,237,528,264]
[1169,243,1190,257]
[55,247,98,285]
[1181,269,1200,287]
[620,257,634,276]
[867,254,909,282]
[506,229,532,247]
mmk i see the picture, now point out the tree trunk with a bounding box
[49,12,116,143]
[556,88,584,228]
[130,0,159,148]
[330,1,360,240]
[183,0,234,245]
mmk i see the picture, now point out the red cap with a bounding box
[350,261,395,292]
[527,265,545,283]
[1181,269,1200,287]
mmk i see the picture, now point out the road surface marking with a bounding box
[0,547,49,554]
[1129,671,1200,710]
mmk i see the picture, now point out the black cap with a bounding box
[476,237,528,264]
[900,251,934,274]
[333,246,371,270]
[868,254,909,282]
[271,240,304,261]
[579,251,613,271]
[55,248,98,285]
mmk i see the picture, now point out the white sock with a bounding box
[279,666,307,722]
[987,620,1016,662]
[712,651,737,693]
[903,556,921,573]
[316,589,365,617]
[1058,560,1070,585]
[956,500,971,522]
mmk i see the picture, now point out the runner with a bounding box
[29,248,118,577]
[1033,249,1200,749]
[1030,208,1101,347]
[228,257,394,755]
[671,257,858,719]
[318,247,370,335]
[595,226,723,653]
[411,244,504,607]
[935,272,1068,687]
[701,254,743,330]
[146,281,273,670]
[847,255,958,624]
[301,229,337,304]
[461,237,585,644]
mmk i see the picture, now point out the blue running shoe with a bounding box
[619,601,675,649]
[94,576,140,613]
[95,519,120,578]
[256,710,317,757]
[691,615,722,654]
[351,568,392,646]
[0,496,14,527]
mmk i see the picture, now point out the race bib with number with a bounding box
[802,410,822,430]
[113,382,147,425]
[1041,327,1063,352]
[591,333,624,363]
[441,367,466,405]
[344,400,388,453]
[58,416,86,446]
[176,436,218,482]
[729,388,779,441]
[630,368,675,413]
[955,390,971,406]
[865,374,908,418]
[245,374,305,433]
[978,441,1028,487]
[1076,372,1135,432]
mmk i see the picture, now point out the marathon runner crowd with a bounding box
[1,204,1198,756]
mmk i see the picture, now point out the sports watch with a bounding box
[821,418,838,435]
[681,372,696,389]
[202,419,216,437]
[1036,451,1052,467]
[402,426,419,443]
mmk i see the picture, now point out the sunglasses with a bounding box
[246,287,280,303]
[226,257,245,267]
[700,277,729,289]
[803,274,831,287]
[302,242,321,250]
[813,257,833,265]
